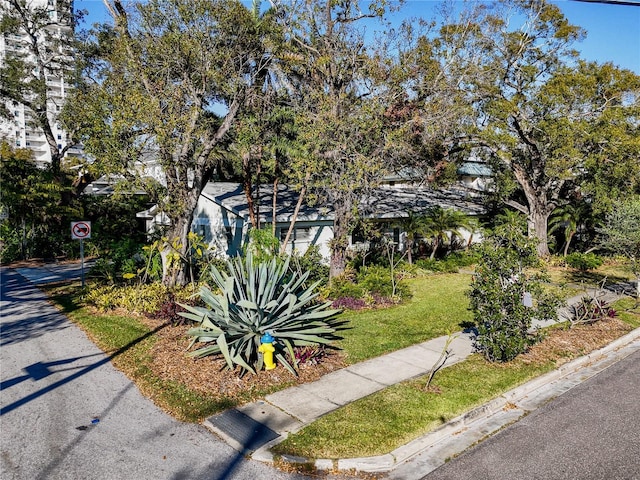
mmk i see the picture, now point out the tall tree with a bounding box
[64,0,272,286]
[279,0,395,279]
[0,0,81,174]
[467,0,640,257]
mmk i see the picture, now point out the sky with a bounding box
[76,0,640,74]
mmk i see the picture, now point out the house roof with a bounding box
[201,182,485,224]
[457,161,493,177]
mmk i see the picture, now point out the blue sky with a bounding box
[76,0,640,73]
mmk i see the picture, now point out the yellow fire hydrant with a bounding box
[258,332,276,370]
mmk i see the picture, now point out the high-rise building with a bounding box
[0,0,81,168]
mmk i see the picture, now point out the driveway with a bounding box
[0,267,308,480]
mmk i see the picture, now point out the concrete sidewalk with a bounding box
[204,284,639,474]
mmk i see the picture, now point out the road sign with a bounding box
[71,221,91,240]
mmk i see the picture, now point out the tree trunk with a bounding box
[512,163,554,259]
[272,177,278,237]
[563,231,575,257]
[529,207,551,258]
[161,215,193,288]
[430,237,440,260]
[280,170,311,256]
[329,203,350,280]
[406,238,413,265]
[242,153,258,228]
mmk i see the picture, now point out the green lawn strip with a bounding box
[273,354,554,459]
[614,298,640,328]
[337,274,473,364]
[275,304,640,460]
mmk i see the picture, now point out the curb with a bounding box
[251,327,640,474]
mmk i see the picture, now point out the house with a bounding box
[193,181,486,260]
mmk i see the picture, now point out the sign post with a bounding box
[71,221,91,287]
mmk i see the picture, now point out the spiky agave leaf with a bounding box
[183,250,345,375]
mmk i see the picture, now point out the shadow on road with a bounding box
[0,322,167,416]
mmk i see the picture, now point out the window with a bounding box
[57,134,62,140]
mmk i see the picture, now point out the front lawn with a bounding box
[45,259,637,428]
[273,311,638,459]
[337,274,473,364]
[46,272,473,421]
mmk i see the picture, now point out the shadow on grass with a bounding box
[564,270,631,287]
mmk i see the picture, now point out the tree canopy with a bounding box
[64,0,276,286]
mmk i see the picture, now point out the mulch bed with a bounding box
[137,314,348,402]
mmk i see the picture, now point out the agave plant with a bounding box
[179,251,344,375]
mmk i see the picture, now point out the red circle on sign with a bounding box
[72,222,91,238]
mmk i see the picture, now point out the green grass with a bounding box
[337,274,474,364]
[273,354,555,459]
[614,298,640,328]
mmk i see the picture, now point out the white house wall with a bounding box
[193,194,247,257]
[277,221,333,262]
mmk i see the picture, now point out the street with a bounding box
[423,348,640,480]
[0,268,307,480]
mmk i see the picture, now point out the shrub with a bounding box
[357,265,410,299]
[84,283,171,314]
[324,273,367,300]
[468,222,563,362]
[564,252,603,271]
[415,251,479,273]
[291,245,329,286]
[180,252,346,375]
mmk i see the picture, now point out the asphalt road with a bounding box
[423,348,640,480]
[0,267,309,480]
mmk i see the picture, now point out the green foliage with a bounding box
[468,223,562,362]
[83,283,172,314]
[422,206,473,260]
[415,250,480,273]
[89,238,145,284]
[598,197,640,275]
[324,272,367,301]
[564,252,603,271]
[548,201,592,256]
[180,251,345,375]
[324,263,412,307]
[290,245,329,286]
[244,228,281,264]
[356,265,410,300]
[0,143,82,262]
[81,193,148,252]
